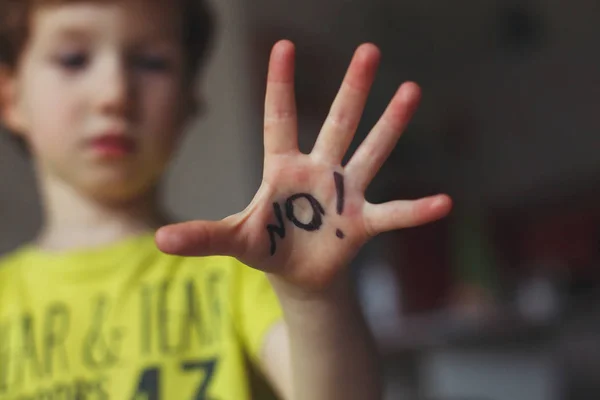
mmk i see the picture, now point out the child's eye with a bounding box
[133,55,171,72]
[55,52,89,70]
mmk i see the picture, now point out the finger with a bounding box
[363,194,452,236]
[155,216,245,258]
[264,40,299,155]
[311,43,380,164]
[345,82,421,191]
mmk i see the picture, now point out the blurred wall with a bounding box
[455,0,600,206]
[0,136,40,254]
[247,0,600,209]
[161,0,263,221]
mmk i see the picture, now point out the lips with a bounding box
[89,134,137,158]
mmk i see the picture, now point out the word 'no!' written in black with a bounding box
[266,172,346,256]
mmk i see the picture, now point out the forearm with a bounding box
[268,272,383,400]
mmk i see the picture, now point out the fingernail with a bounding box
[430,196,445,209]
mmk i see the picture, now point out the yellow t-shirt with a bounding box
[0,233,283,399]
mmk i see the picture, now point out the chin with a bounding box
[74,171,160,206]
[51,154,168,205]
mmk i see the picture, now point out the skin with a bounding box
[1,2,453,399]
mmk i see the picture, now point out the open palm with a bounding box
[156,40,452,290]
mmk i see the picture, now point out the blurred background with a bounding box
[1,0,599,399]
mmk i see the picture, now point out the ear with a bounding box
[0,65,27,135]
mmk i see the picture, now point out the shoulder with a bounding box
[0,246,33,285]
[0,245,31,270]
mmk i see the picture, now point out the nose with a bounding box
[93,55,132,118]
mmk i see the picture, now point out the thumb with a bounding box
[155,215,246,258]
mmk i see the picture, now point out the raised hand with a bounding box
[155,40,452,291]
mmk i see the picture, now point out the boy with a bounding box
[0,0,452,399]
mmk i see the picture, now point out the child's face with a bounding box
[7,1,191,202]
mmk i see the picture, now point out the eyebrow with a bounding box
[43,26,179,50]
[45,26,96,44]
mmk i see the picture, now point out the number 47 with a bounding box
[131,358,218,400]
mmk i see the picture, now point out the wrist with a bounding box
[267,270,361,320]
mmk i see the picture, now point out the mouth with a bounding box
[88,133,137,158]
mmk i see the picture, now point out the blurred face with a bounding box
[7,1,191,203]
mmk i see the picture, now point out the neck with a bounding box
[35,172,169,252]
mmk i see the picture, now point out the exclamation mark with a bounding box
[334,172,345,239]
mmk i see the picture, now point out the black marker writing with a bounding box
[266,173,348,255]
[267,194,326,255]
[334,172,345,239]
[285,194,325,231]
[267,203,286,256]
[334,172,345,215]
